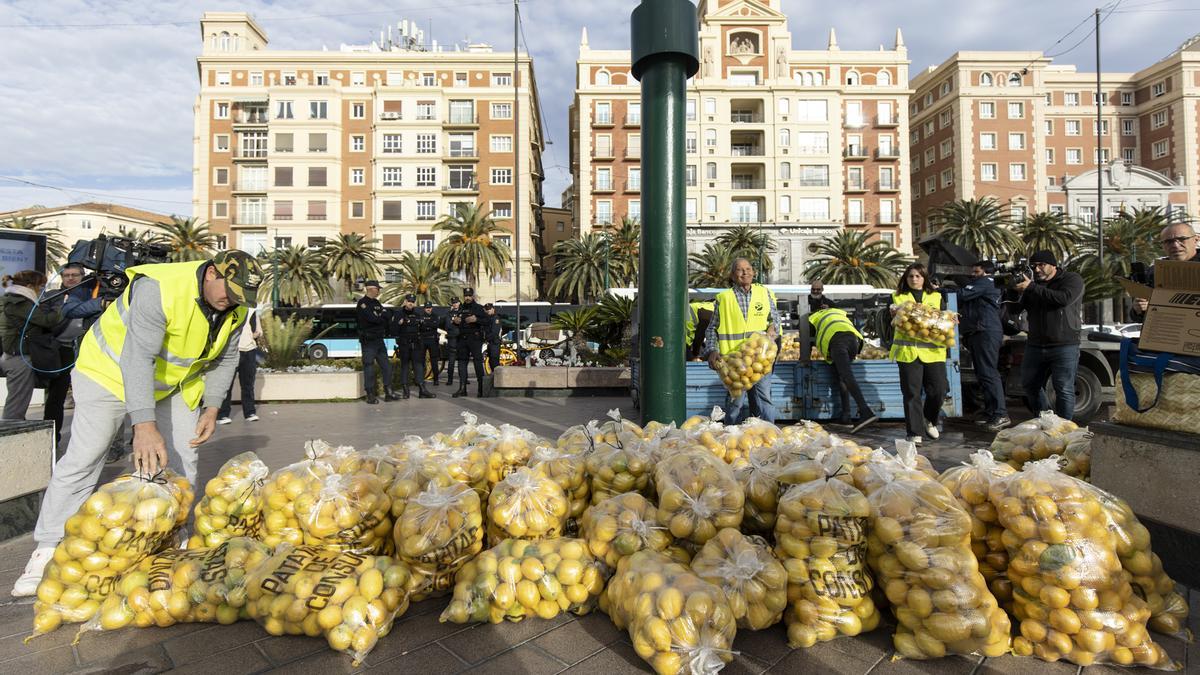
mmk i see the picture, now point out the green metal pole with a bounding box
[632,0,699,426]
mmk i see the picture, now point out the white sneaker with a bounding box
[925,422,940,440]
[245,414,259,422]
[906,436,923,445]
[12,547,55,597]
[217,417,232,425]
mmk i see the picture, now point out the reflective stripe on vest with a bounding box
[75,260,247,408]
[715,285,774,355]
[889,291,947,364]
[683,301,713,347]
[811,308,862,359]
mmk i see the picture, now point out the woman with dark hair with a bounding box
[890,263,949,444]
[0,270,62,420]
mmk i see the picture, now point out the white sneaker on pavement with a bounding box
[12,547,55,597]
[925,422,940,440]
[906,436,923,445]
[217,417,232,425]
[245,414,259,422]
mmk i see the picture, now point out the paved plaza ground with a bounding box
[0,389,1195,674]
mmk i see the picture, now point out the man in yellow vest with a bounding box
[703,258,779,423]
[684,299,714,360]
[12,251,262,597]
[809,295,878,433]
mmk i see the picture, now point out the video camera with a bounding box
[67,235,171,300]
[994,258,1033,288]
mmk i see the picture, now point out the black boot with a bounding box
[401,386,411,400]
[477,381,484,398]
[453,381,467,398]
[384,388,400,402]
[366,393,379,405]
[419,386,436,399]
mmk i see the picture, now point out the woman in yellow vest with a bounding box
[890,263,950,444]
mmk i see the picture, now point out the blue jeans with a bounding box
[724,372,776,424]
[1020,343,1080,420]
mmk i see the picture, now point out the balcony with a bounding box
[592,114,614,128]
[445,148,480,160]
[845,211,870,226]
[730,112,763,124]
[232,113,268,127]
[591,147,615,160]
[843,116,867,129]
[875,147,900,160]
[875,115,899,128]
[843,145,868,160]
[441,180,479,194]
[443,113,478,128]
[845,179,870,193]
[731,179,766,190]
[231,181,268,194]
[794,178,830,187]
[878,212,900,225]
[623,114,640,127]
[593,180,616,193]
[624,180,641,193]
[233,149,268,161]
[378,112,404,121]
[624,146,641,160]
[876,180,900,193]
[796,145,830,156]
[731,145,765,157]
[796,211,830,221]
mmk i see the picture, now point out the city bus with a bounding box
[272,305,396,359]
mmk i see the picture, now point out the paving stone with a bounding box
[164,644,272,675]
[70,642,172,674]
[731,624,791,666]
[254,634,328,666]
[870,653,983,674]
[560,639,650,674]
[975,654,1080,675]
[372,609,473,655]
[0,602,38,640]
[721,652,773,675]
[463,644,564,674]
[74,622,208,666]
[369,641,466,672]
[405,595,452,619]
[160,622,267,667]
[531,618,616,666]
[571,610,625,645]
[769,639,880,674]
[3,620,79,657]
[438,614,570,664]
[0,643,76,672]
[261,645,363,674]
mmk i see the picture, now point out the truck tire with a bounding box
[308,343,328,360]
[1046,366,1102,423]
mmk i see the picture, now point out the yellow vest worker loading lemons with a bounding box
[702,258,780,424]
[12,251,263,598]
[889,262,953,445]
[807,282,878,433]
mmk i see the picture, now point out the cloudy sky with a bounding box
[0,0,1196,216]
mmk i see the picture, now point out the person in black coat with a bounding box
[390,294,434,399]
[440,298,462,386]
[959,261,1009,431]
[484,303,502,371]
[453,288,491,398]
[356,281,398,404]
[418,302,441,385]
[1014,251,1085,420]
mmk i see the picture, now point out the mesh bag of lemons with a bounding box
[937,451,1017,606]
[187,451,268,549]
[243,544,416,665]
[866,468,1012,659]
[988,458,1176,668]
[394,480,485,599]
[530,445,590,534]
[557,422,599,455]
[580,492,672,569]
[440,538,609,624]
[478,423,545,489]
[30,471,193,639]
[260,457,335,548]
[778,332,802,361]
[1060,429,1093,480]
[852,443,939,497]
[593,408,646,445]
[602,550,738,675]
[774,467,881,647]
[734,445,793,534]
[989,411,1079,470]
[714,331,778,399]
[690,528,788,630]
[891,301,957,348]
[655,450,745,545]
[328,445,400,486]
[587,436,656,504]
[435,440,491,496]
[486,466,570,544]
[76,537,272,638]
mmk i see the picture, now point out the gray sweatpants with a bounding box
[33,370,200,547]
[1,353,38,420]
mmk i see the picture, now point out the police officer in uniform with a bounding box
[484,303,502,371]
[391,294,435,399]
[356,280,398,404]
[418,302,441,385]
[440,298,461,386]
[453,287,490,398]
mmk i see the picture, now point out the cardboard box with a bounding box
[1120,260,1200,356]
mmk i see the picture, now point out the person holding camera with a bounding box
[890,263,949,445]
[1013,251,1085,420]
[959,261,1010,431]
[0,270,62,421]
[392,293,434,399]
[1131,222,1199,321]
[356,280,398,405]
[13,251,261,596]
[452,287,490,398]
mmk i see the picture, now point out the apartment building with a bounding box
[195,12,545,302]
[532,205,577,294]
[0,202,174,257]
[569,0,913,283]
[910,37,1200,242]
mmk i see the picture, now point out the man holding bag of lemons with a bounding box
[704,258,780,424]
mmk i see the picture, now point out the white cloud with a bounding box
[0,0,1194,214]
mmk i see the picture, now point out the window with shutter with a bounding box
[274,200,293,220]
[274,133,293,153]
[275,167,292,186]
[382,234,403,252]
[382,201,403,220]
[308,133,327,152]
[308,167,327,187]
[308,201,327,220]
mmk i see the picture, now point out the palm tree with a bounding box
[931,198,1020,260]
[431,204,512,287]
[549,234,608,303]
[551,306,597,354]
[321,233,381,296]
[258,245,332,306]
[382,252,461,305]
[1070,207,1164,302]
[608,218,641,286]
[155,215,218,262]
[1013,211,1079,262]
[0,215,71,263]
[802,230,911,287]
[115,225,167,246]
[688,243,736,288]
[715,224,777,276]
[590,293,635,351]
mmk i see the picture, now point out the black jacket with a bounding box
[1130,251,1200,321]
[391,307,421,341]
[356,295,389,340]
[455,301,491,340]
[441,310,461,341]
[958,276,1003,337]
[485,313,502,343]
[418,311,440,342]
[1018,269,1085,346]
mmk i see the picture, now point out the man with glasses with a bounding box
[1131,222,1199,321]
[1013,251,1085,420]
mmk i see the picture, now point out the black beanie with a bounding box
[1029,251,1058,267]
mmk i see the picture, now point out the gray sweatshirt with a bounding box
[118,276,240,425]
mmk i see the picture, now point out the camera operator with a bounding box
[1013,251,1084,420]
[1131,222,1199,321]
[959,261,1010,431]
[0,271,62,422]
[12,251,262,597]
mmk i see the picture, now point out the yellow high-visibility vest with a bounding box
[889,291,946,364]
[714,284,775,355]
[684,301,714,347]
[76,260,247,409]
[809,308,861,361]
